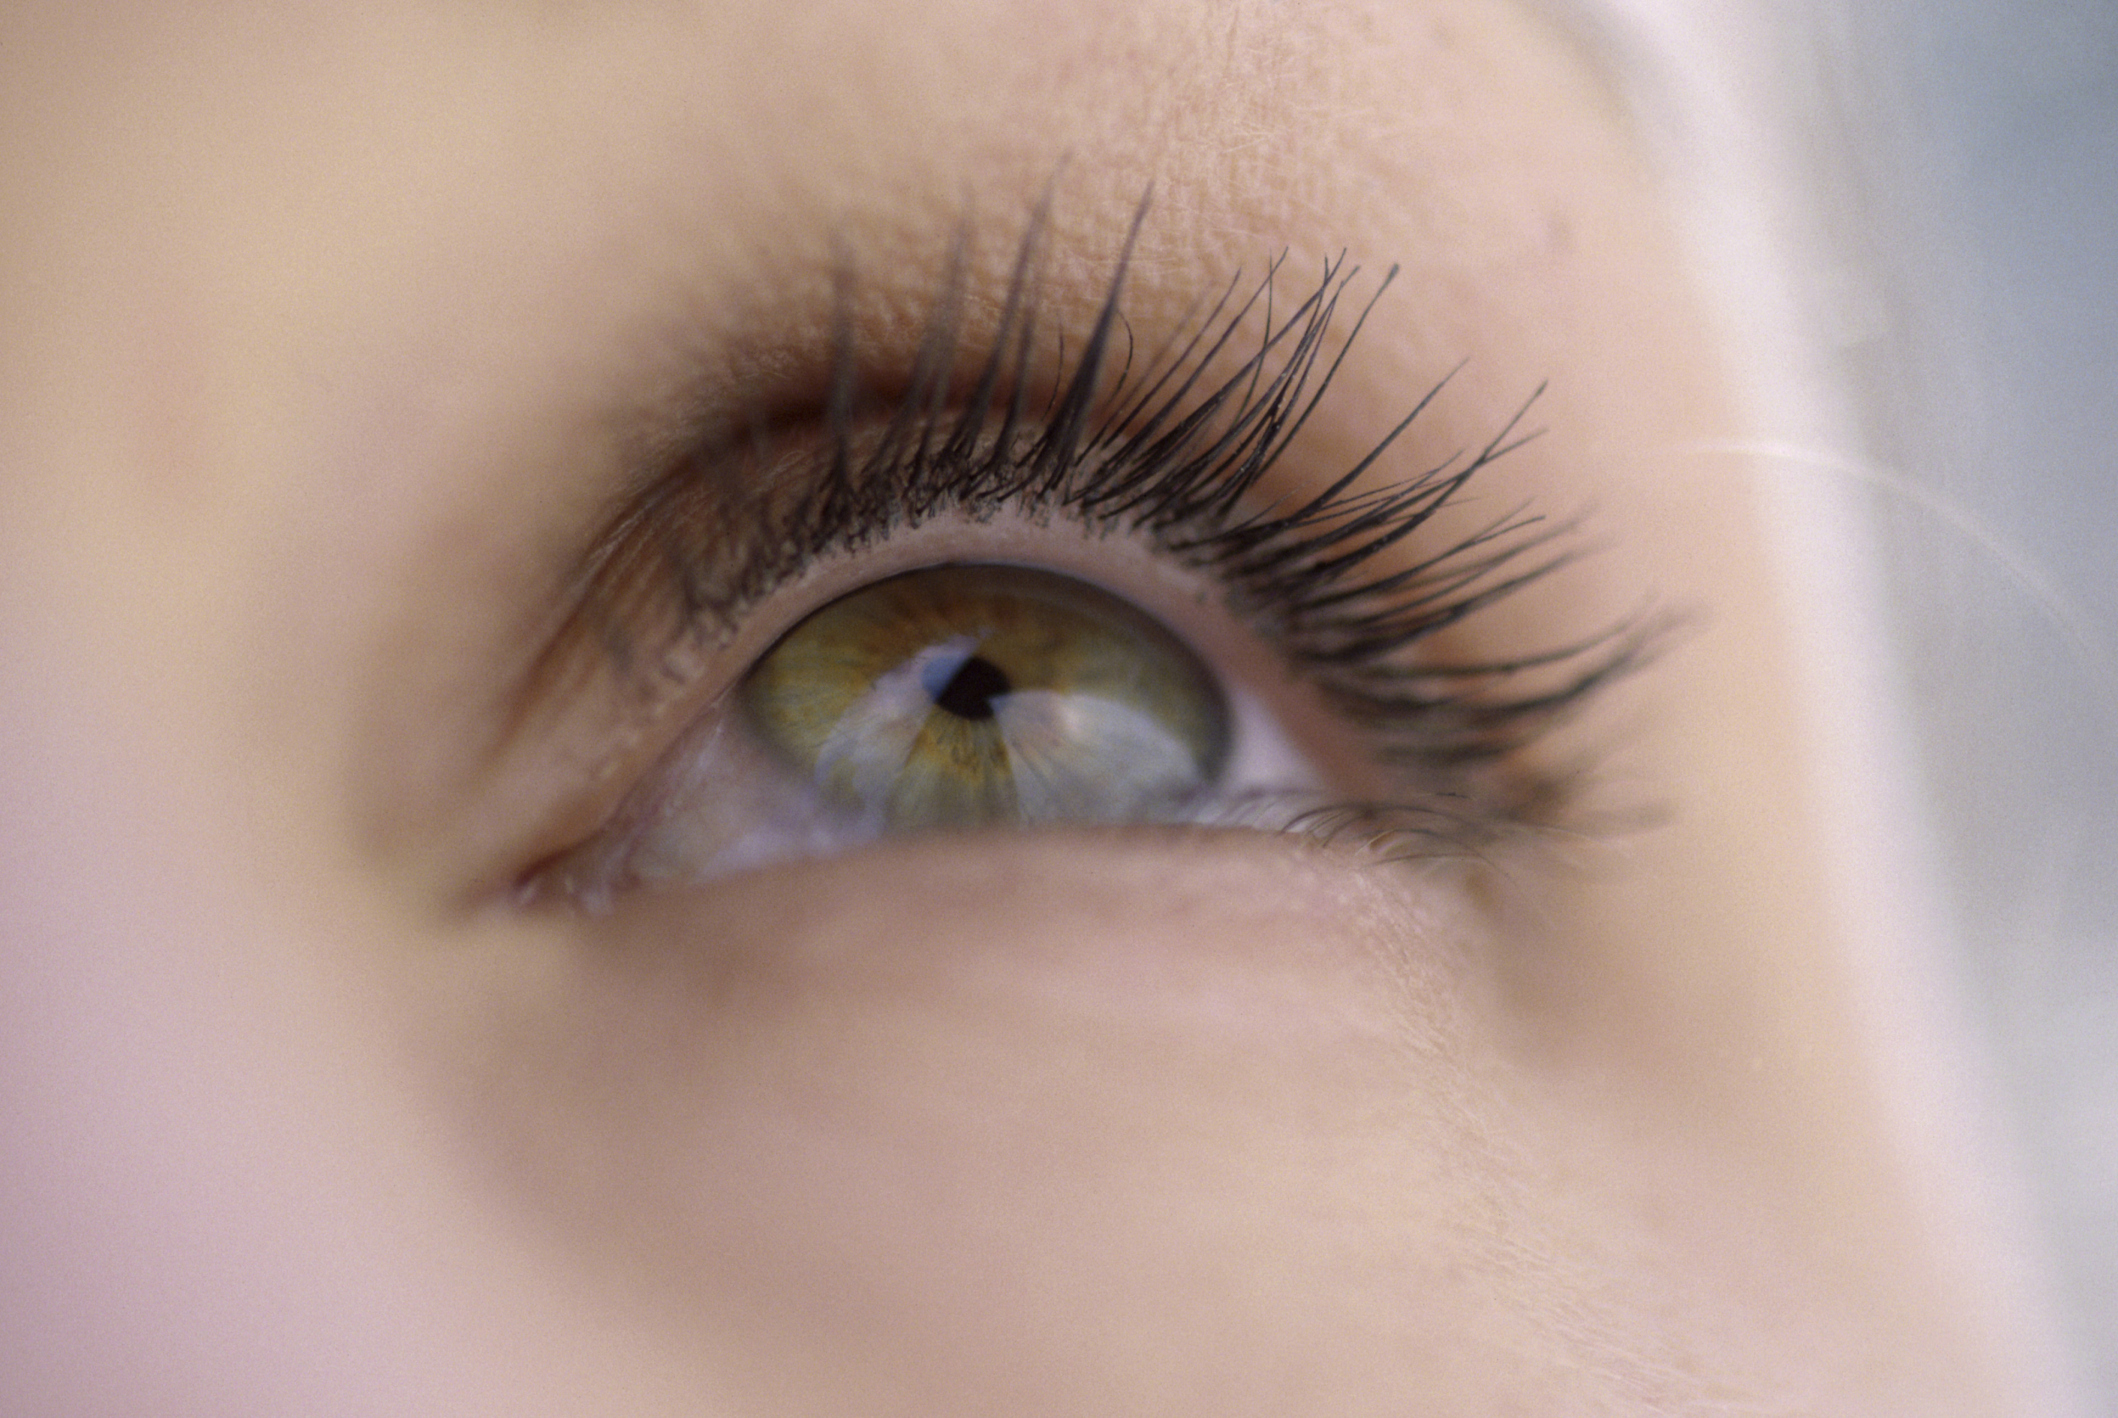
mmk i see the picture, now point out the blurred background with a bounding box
[1844,1,2117,1407]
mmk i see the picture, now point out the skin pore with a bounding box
[0,0,2038,1413]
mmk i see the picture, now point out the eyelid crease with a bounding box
[503,196,1666,893]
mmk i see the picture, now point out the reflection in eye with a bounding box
[743,563,1230,830]
[521,211,1662,906]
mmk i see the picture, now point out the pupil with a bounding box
[930,653,1011,721]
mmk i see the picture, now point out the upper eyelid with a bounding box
[546,211,1407,679]
[515,222,1355,740]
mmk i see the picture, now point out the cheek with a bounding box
[409,837,1790,1413]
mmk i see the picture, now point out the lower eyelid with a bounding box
[569,816,1473,991]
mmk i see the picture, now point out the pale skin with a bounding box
[0,0,2039,1413]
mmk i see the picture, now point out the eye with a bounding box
[742,563,1230,831]
[528,548,1333,901]
[502,212,1650,911]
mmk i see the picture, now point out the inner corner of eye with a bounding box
[536,560,1341,898]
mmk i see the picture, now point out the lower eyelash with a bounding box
[613,195,1660,859]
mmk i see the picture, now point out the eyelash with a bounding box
[569,200,1654,867]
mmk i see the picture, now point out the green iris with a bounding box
[741,564,1230,830]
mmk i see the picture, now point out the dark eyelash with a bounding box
[620,197,1659,855]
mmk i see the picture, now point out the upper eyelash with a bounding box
[594,196,1658,856]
